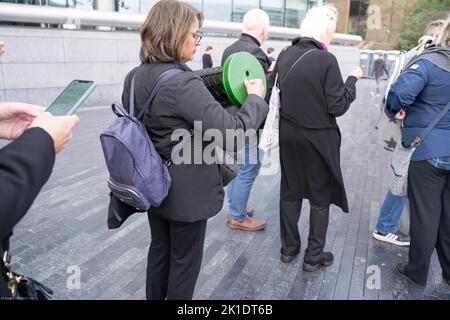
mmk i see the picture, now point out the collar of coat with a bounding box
[154,60,192,72]
[291,37,325,51]
[240,33,261,47]
[404,45,450,73]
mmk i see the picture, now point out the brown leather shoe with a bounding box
[228,217,266,231]
[226,209,255,223]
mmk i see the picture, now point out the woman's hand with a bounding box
[394,108,406,120]
[244,79,265,98]
[29,112,80,153]
[0,102,45,140]
[350,67,363,80]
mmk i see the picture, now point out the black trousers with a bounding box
[146,213,207,300]
[280,198,330,264]
[407,161,450,285]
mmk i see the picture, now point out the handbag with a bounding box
[259,73,281,152]
[2,249,53,300]
[389,101,450,196]
[259,49,317,152]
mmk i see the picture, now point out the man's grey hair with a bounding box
[243,9,270,34]
[299,5,338,42]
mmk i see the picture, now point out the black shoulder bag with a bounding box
[2,240,53,300]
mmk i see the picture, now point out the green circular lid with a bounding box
[222,52,267,107]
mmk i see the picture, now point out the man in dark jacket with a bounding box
[202,46,213,68]
[0,102,79,298]
[221,9,271,231]
[372,54,389,95]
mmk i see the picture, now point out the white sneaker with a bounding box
[372,231,410,246]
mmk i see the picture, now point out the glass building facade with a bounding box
[0,0,324,28]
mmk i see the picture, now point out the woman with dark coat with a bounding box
[271,5,362,269]
[121,1,268,300]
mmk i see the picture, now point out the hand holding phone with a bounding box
[29,112,80,153]
[46,80,96,116]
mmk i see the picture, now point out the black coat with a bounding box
[221,33,271,74]
[202,53,213,69]
[122,61,269,223]
[271,37,357,212]
[0,128,55,297]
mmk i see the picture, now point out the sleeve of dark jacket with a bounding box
[0,128,55,241]
[324,54,357,117]
[175,73,269,150]
[252,48,270,75]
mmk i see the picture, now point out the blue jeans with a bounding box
[227,135,263,221]
[375,190,407,234]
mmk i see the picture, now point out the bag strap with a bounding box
[129,68,183,120]
[2,238,11,285]
[280,49,317,85]
[409,101,450,146]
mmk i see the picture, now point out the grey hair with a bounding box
[436,16,450,48]
[299,5,338,42]
[242,9,270,34]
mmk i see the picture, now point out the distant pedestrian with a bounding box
[371,54,389,95]
[202,45,213,68]
[266,47,276,72]
[266,47,276,64]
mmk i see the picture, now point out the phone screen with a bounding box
[46,80,95,116]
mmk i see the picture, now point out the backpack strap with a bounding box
[129,68,184,121]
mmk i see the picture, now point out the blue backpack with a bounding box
[100,68,182,211]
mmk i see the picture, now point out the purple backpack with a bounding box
[100,69,182,211]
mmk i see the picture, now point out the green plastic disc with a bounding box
[222,52,267,107]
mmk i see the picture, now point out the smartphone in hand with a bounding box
[46,80,96,116]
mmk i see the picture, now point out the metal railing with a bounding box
[0,3,363,44]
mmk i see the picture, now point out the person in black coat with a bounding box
[371,54,389,94]
[270,6,363,268]
[220,9,271,231]
[0,102,79,298]
[123,1,268,300]
[202,45,213,68]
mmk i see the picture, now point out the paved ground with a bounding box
[3,79,450,300]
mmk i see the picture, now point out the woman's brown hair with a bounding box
[139,0,204,63]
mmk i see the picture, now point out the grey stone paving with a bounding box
[3,79,450,300]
